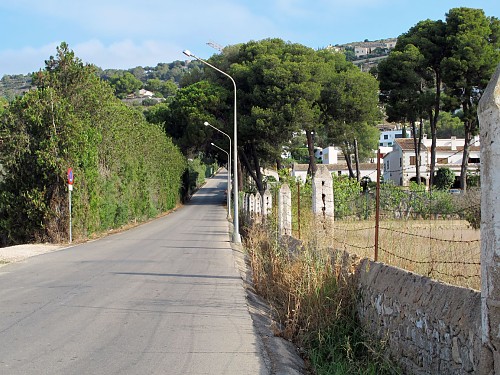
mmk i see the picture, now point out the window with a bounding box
[386,160,390,170]
[410,156,421,166]
[384,134,389,140]
[399,158,402,167]
[469,157,480,163]
[437,158,448,164]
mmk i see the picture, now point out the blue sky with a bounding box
[0,0,499,76]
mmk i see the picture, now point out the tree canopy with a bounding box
[164,38,380,192]
[378,7,500,190]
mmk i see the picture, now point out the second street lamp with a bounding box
[204,121,231,220]
[210,142,231,218]
[183,49,241,243]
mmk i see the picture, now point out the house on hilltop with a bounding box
[349,38,398,58]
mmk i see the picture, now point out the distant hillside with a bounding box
[0,74,32,100]
[0,38,397,100]
[0,60,196,101]
[97,60,192,85]
[326,37,397,72]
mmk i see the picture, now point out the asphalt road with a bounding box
[0,171,269,374]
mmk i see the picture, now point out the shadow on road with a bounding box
[112,272,240,280]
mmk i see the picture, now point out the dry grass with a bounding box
[247,224,354,343]
[245,222,400,374]
[322,218,481,290]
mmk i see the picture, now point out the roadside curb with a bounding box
[229,226,308,375]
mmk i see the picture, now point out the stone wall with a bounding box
[356,259,482,375]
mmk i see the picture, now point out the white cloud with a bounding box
[73,39,185,70]
[0,39,189,76]
[2,1,277,40]
[0,43,59,75]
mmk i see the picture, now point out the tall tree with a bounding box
[377,44,430,184]
[442,7,500,190]
[395,19,447,186]
[210,39,324,191]
[320,68,381,180]
[146,80,229,157]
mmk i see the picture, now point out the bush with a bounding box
[0,44,186,246]
[333,175,363,219]
[434,167,455,190]
[454,188,481,229]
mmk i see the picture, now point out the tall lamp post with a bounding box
[205,121,231,220]
[183,49,241,243]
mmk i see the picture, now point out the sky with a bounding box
[0,0,499,77]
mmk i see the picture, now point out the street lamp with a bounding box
[205,121,231,220]
[183,49,241,243]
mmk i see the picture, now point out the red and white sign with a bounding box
[67,168,74,185]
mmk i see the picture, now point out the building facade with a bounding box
[383,136,480,187]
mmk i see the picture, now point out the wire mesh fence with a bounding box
[265,177,481,290]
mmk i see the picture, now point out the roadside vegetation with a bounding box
[245,223,401,375]
[0,44,187,246]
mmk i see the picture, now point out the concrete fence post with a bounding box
[278,183,292,237]
[243,193,248,215]
[262,188,272,217]
[248,194,255,220]
[478,62,500,375]
[312,165,334,229]
[255,193,262,223]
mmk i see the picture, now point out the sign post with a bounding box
[67,168,74,244]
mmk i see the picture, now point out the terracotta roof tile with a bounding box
[395,138,427,151]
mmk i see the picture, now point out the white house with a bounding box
[315,146,339,164]
[138,89,154,98]
[379,128,412,147]
[354,46,370,58]
[383,136,480,187]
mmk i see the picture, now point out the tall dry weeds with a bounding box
[245,223,400,374]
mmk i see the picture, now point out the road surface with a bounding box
[0,171,274,374]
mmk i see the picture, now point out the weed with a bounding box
[245,223,401,374]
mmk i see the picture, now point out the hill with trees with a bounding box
[0,60,202,103]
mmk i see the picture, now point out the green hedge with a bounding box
[0,44,186,245]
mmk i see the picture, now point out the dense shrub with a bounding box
[0,44,186,246]
[333,175,363,219]
[454,188,481,229]
[184,157,218,198]
[434,167,455,190]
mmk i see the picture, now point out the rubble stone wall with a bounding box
[356,259,481,375]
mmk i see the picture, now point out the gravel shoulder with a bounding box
[0,244,66,266]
